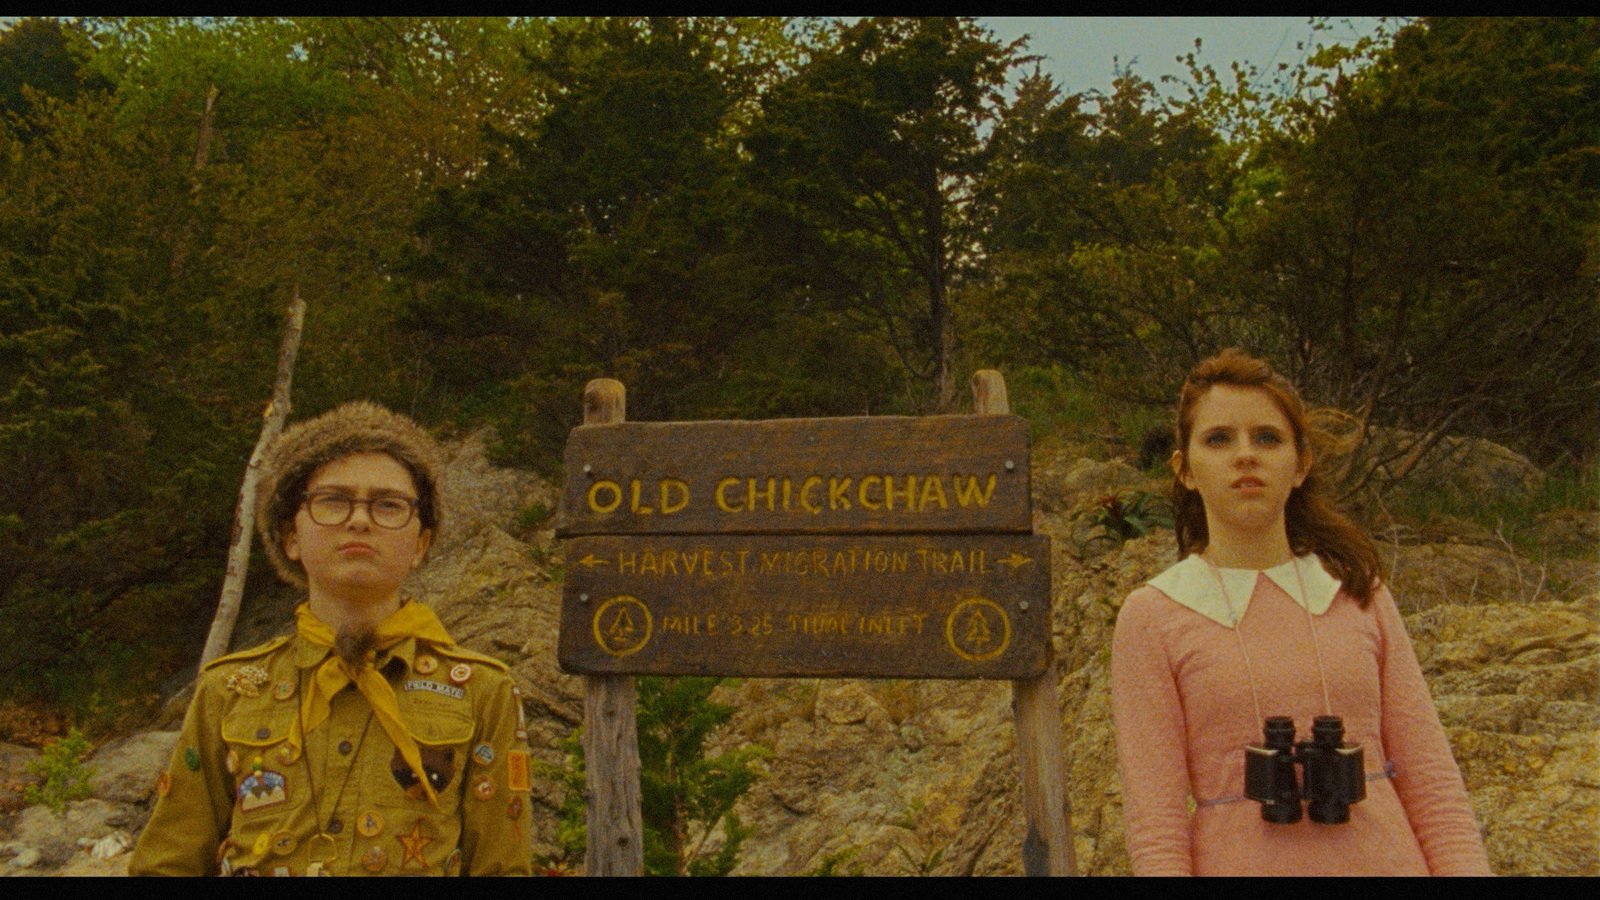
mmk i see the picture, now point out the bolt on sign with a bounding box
[556,415,1050,679]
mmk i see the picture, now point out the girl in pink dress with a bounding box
[1111,349,1491,876]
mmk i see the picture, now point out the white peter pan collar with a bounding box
[1146,553,1343,629]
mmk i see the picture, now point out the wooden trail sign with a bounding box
[558,415,1031,536]
[561,372,1074,877]
[560,534,1050,678]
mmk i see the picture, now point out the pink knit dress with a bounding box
[1111,554,1491,876]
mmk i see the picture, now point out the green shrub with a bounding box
[514,501,554,535]
[1381,459,1599,556]
[537,676,768,876]
[1072,490,1174,555]
[1007,365,1099,440]
[804,845,866,876]
[24,727,94,813]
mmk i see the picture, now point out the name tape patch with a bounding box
[403,679,465,700]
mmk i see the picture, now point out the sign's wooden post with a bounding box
[579,378,644,877]
[974,370,1077,877]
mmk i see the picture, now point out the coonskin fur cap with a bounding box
[255,401,445,589]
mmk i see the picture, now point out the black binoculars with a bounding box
[1243,715,1366,824]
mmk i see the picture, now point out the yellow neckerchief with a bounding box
[287,601,456,806]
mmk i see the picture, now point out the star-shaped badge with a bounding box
[397,820,433,869]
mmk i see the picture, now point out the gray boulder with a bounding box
[13,798,129,847]
[88,730,179,804]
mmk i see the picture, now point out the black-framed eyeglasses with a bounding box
[301,493,418,529]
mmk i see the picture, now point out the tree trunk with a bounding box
[193,84,220,175]
[199,288,307,668]
[169,84,219,279]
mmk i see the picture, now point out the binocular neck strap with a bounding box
[1294,560,1336,716]
[1205,556,1336,730]
[1206,559,1267,727]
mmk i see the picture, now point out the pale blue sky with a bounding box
[980,17,1390,98]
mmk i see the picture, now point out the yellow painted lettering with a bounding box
[858,476,883,510]
[660,479,689,514]
[748,477,777,512]
[919,476,948,510]
[800,476,823,514]
[720,551,735,575]
[640,552,658,575]
[932,551,948,574]
[892,552,908,573]
[630,479,653,514]
[681,551,699,576]
[884,475,916,511]
[618,551,636,575]
[782,477,792,510]
[587,480,622,514]
[661,550,678,575]
[829,477,852,510]
[813,550,829,576]
[761,552,784,575]
[716,477,744,512]
[950,550,966,574]
[955,474,997,507]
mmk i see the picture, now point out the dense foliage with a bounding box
[1,16,1595,722]
[539,675,768,875]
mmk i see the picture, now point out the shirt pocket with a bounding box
[378,689,475,812]
[220,698,299,818]
[364,705,474,874]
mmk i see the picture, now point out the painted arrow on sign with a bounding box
[996,553,1033,569]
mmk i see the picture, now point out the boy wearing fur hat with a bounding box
[131,402,533,876]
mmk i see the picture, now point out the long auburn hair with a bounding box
[1172,348,1384,607]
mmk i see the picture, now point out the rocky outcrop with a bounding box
[1408,600,1599,876]
[1360,428,1547,503]
[87,732,179,806]
[4,433,1593,876]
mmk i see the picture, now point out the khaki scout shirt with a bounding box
[130,632,533,876]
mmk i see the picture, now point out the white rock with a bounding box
[10,847,40,869]
[90,833,131,859]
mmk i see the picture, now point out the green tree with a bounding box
[545,676,768,876]
[746,17,1030,411]
[0,17,544,717]
[404,17,829,466]
[976,68,1236,403]
[1234,17,1600,481]
[0,18,110,135]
